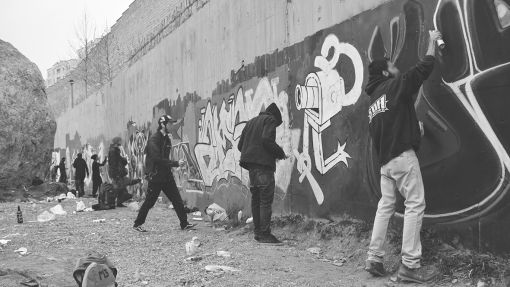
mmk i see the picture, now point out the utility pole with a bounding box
[69,79,74,109]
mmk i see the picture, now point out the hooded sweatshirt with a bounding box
[365,55,435,166]
[237,103,286,171]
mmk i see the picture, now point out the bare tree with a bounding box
[71,10,96,99]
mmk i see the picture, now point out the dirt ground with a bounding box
[0,198,508,287]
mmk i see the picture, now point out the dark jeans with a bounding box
[92,178,102,196]
[75,179,85,197]
[249,168,275,236]
[134,179,189,228]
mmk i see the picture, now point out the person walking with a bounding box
[73,153,89,198]
[91,154,107,198]
[133,115,194,232]
[237,103,288,245]
[364,30,442,283]
[58,157,67,184]
[108,137,140,207]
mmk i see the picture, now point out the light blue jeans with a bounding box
[367,149,425,269]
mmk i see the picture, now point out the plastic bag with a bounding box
[50,204,67,215]
[128,202,140,212]
[37,210,56,222]
[185,236,201,256]
[67,192,76,199]
[76,201,86,212]
[205,203,228,222]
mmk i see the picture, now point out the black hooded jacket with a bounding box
[73,156,89,181]
[145,131,180,182]
[365,55,435,166]
[237,103,286,172]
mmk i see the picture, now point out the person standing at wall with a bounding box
[108,137,141,207]
[237,103,288,245]
[133,115,194,232]
[73,153,89,198]
[58,157,67,184]
[91,154,107,198]
[364,30,443,283]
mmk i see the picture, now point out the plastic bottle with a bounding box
[17,206,23,224]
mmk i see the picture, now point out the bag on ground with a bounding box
[73,252,117,287]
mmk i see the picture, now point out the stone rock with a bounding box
[0,39,56,189]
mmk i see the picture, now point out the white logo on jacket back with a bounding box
[368,94,389,123]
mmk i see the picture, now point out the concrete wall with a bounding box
[51,0,510,251]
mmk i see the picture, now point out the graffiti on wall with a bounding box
[194,73,300,194]
[293,34,364,205]
[172,142,205,193]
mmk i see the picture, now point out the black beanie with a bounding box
[368,58,389,76]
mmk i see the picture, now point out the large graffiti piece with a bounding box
[126,120,149,182]
[172,142,204,193]
[293,34,364,205]
[194,73,300,194]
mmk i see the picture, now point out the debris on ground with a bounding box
[37,211,56,222]
[0,239,11,245]
[92,219,106,223]
[185,236,201,256]
[49,204,67,215]
[205,203,228,222]
[192,211,201,217]
[76,201,86,212]
[14,247,28,255]
[204,265,240,272]
[216,251,231,258]
[307,247,321,255]
[127,202,140,212]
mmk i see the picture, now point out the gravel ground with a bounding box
[0,199,503,286]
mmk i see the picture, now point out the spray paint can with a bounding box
[17,206,23,224]
[437,37,446,50]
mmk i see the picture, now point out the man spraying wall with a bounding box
[364,30,442,284]
[237,103,289,245]
[133,115,195,232]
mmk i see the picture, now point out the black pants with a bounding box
[249,169,275,236]
[92,178,102,196]
[75,179,85,197]
[134,179,188,228]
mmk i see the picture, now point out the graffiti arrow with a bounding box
[293,149,324,205]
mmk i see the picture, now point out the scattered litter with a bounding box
[204,265,240,272]
[0,239,11,245]
[76,201,86,212]
[452,278,458,284]
[237,210,242,222]
[141,281,149,285]
[158,196,163,203]
[37,211,56,222]
[67,192,76,199]
[46,197,53,202]
[169,204,174,209]
[307,247,321,255]
[49,204,67,215]
[92,219,106,223]
[192,217,203,221]
[216,251,231,258]
[20,279,39,287]
[192,211,202,217]
[185,236,201,256]
[14,247,28,255]
[246,217,253,224]
[477,280,486,287]
[128,202,140,212]
[84,207,93,212]
[185,256,203,262]
[205,203,228,222]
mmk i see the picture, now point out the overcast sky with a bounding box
[0,0,133,79]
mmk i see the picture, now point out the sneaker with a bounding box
[181,223,196,230]
[397,263,440,284]
[365,260,386,277]
[133,225,147,232]
[256,234,283,245]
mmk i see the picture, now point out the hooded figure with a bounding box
[237,103,287,245]
[73,153,89,197]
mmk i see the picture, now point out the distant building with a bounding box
[46,59,79,87]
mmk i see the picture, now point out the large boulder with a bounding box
[0,39,56,189]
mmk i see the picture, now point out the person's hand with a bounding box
[178,159,185,166]
[429,30,442,43]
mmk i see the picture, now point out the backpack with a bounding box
[73,253,117,287]
[92,183,116,210]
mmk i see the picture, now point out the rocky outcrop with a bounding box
[0,39,56,189]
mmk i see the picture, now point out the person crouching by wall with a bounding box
[73,153,89,198]
[237,103,289,245]
[108,137,141,207]
[91,154,107,198]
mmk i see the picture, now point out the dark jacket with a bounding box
[108,145,128,179]
[92,159,107,181]
[58,162,67,181]
[73,158,89,180]
[237,103,286,171]
[145,131,179,182]
[366,55,435,166]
